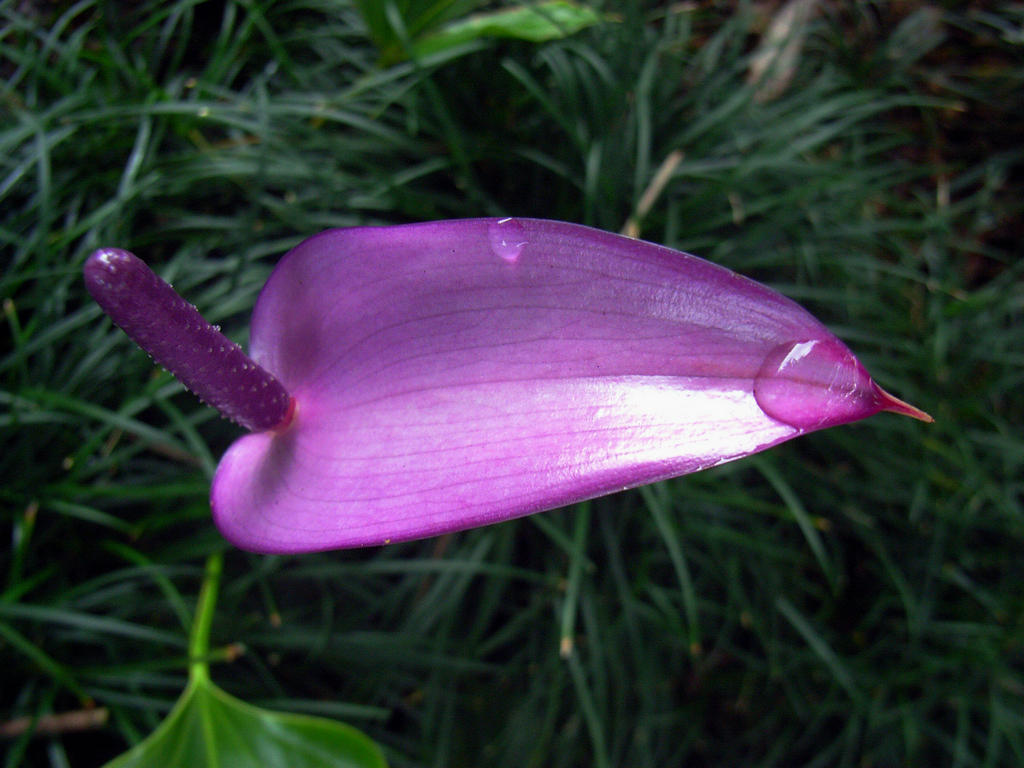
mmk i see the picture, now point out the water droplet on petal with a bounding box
[753,338,879,431]
[488,217,527,263]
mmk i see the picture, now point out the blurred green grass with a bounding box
[2,1,1022,766]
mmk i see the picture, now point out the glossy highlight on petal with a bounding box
[209,218,930,553]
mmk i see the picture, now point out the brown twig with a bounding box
[0,708,109,740]
[621,150,685,238]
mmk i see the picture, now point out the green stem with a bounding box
[188,552,223,686]
[558,501,590,659]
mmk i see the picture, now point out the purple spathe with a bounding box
[208,218,928,553]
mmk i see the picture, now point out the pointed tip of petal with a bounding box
[752,339,935,431]
[874,386,934,423]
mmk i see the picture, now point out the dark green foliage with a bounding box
[2,1,1022,766]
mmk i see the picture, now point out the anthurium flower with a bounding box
[84,218,930,553]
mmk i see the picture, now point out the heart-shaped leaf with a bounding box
[104,677,387,768]
[102,553,387,768]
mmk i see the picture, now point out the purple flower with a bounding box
[84,218,930,553]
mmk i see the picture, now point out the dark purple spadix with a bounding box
[84,249,294,432]
[84,220,931,553]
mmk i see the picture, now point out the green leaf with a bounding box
[354,0,481,53]
[410,1,604,60]
[104,678,387,768]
